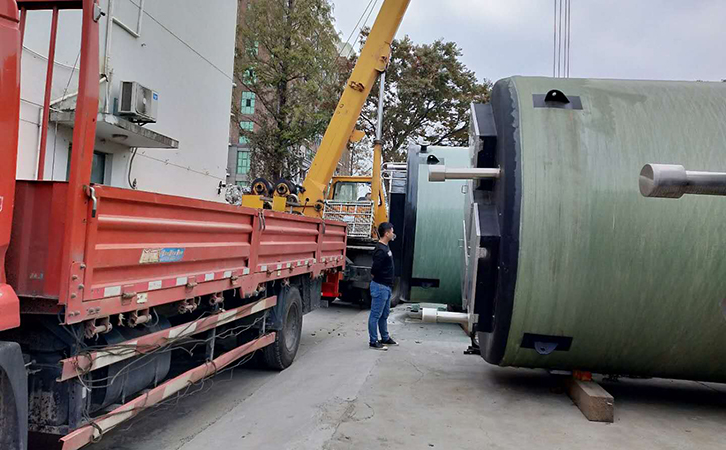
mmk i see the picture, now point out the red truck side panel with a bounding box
[6,183,347,324]
[5,182,68,298]
[0,0,21,331]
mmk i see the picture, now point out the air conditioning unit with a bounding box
[118,81,158,123]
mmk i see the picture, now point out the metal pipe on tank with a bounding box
[640,163,726,198]
[408,308,469,326]
[428,165,501,182]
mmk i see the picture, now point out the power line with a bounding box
[567,0,572,77]
[559,0,563,77]
[125,0,234,81]
[339,0,376,57]
[136,152,227,182]
[553,0,556,77]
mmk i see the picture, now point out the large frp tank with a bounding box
[468,76,726,382]
[401,146,470,307]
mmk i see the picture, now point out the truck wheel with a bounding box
[0,342,27,450]
[263,286,303,370]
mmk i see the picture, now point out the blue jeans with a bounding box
[369,281,391,344]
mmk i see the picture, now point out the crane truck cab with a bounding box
[322,166,406,307]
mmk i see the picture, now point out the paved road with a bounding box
[79,302,726,450]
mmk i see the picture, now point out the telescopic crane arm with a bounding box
[297,0,411,217]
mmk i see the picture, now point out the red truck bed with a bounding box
[7,182,346,325]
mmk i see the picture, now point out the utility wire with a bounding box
[339,0,376,57]
[553,0,573,78]
[568,0,572,77]
[125,0,234,81]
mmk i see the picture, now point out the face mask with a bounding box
[390,233,396,241]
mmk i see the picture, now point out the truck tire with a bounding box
[263,286,303,370]
[0,342,27,450]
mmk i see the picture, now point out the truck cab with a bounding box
[322,168,407,306]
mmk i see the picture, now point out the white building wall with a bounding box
[18,0,237,202]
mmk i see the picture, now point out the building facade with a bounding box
[19,0,238,202]
[227,0,351,192]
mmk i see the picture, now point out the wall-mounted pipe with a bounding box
[103,0,146,113]
[103,0,115,113]
[112,0,145,38]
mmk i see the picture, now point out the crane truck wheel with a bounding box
[251,178,274,197]
[274,178,296,197]
[263,286,303,370]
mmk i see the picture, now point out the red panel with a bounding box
[6,182,68,298]
[257,212,321,271]
[321,221,347,261]
[321,271,342,299]
[0,0,21,330]
[0,284,20,331]
[80,186,256,303]
[0,0,19,18]
[8,185,347,324]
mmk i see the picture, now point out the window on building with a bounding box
[236,181,249,188]
[66,148,109,184]
[90,152,107,184]
[236,151,250,175]
[242,68,257,84]
[238,121,254,144]
[241,91,255,115]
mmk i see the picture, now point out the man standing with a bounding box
[369,222,398,350]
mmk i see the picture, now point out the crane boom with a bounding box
[298,0,410,216]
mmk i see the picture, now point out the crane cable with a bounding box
[553,0,572,78]
[358,0,379,46]
[339,0,377,57]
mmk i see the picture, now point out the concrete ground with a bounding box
[88,302,726,450]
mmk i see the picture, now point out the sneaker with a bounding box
[380,337,398,346]
[369,341,388,351]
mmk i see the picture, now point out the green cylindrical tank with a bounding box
[401,146,469,307]
[470,77,726,382]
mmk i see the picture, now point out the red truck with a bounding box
[0,1,346,449]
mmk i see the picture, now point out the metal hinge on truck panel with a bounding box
[84,185,97,218]
[67,262,86,308]
[258,209,266,231]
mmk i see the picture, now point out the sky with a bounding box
[330,0,726,84]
